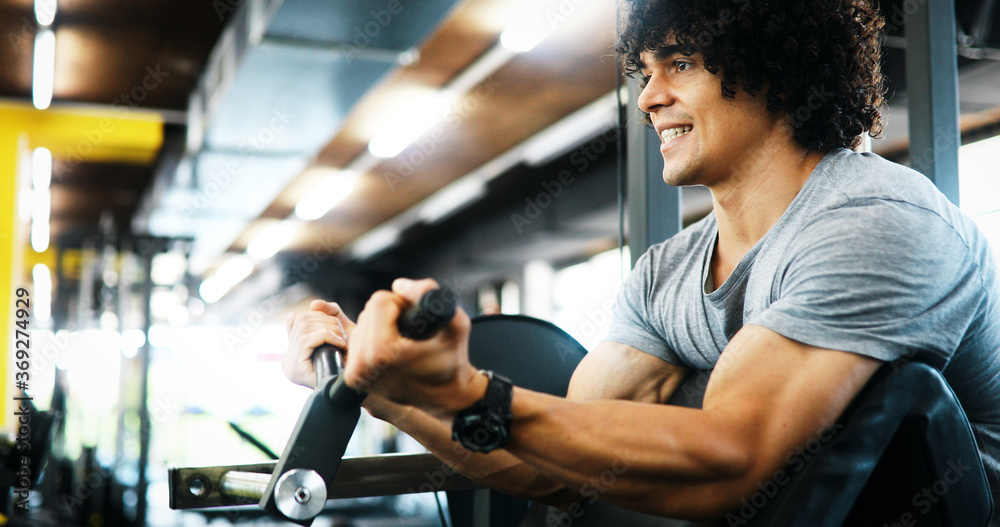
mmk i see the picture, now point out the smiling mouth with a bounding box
[660,125,692,143]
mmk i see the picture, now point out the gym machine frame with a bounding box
[168,289,481,525]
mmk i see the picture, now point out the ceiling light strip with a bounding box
[366,43,517,159]
[32,29,55,110]
[34,0,56,27]
[344,90,620,261]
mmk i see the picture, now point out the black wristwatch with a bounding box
[452,370,513,453]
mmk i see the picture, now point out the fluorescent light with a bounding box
[32,264,52,323]
[31,219,49,252]
[368,94,452,158]
[31,181,50,252]
[349,225,401,260]
[294,170,357,220]
[35,0,56,26]
[500,20,551,53]
[33,147,51,189]
[521,92,618,166]
[215,255,255,285]
[199,255,255,303]
[32,186,49,222]
[417,178,486,223]
[199,276,227,304]
[33,30,55,110]
[247,220,299,259]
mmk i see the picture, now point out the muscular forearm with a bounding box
[384,403,583,505]
[503,389,751,522]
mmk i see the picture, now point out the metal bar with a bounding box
[472,488,491,527]
[625,77,683,267]
[905,0,961,205]
[220,471,272,500]
[169,453,482,510]
[260,35,416,64]
[258,374,362,516]
[969,0,998,47]
[135,241,155,526]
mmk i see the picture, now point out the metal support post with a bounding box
[135,239,154,526]
[905,0,961,205]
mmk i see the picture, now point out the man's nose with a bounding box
[637,75,673,115]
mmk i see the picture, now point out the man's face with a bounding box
[637,46,778,187]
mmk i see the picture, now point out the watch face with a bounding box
[456,413,509,452]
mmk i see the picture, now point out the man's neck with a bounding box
[707,142,827,287]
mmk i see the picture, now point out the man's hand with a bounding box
[283,299,354,388]
[343,278,486,418]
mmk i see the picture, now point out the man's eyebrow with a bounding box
[637,44,689,71]
[653,44,687,61]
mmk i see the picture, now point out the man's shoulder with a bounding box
[815,149,949,210]
[792,149,977,246]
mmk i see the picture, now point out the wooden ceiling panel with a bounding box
[258,0,618,261]
[313,0,509,169]
[0,0,227,110]
[0,4,37,97]
[320,1,619,246]
[54,25,159,102]
[49,161,151,239]
[0,0,228,248]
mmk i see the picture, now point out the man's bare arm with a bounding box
[340,280,880,523]
[370,341,690,503]
[284,300,689,503]
[495,325,880,522]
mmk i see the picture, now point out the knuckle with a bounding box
[368,290,394,305]
[454,310,472,333]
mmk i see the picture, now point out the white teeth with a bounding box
[660,125,693,142]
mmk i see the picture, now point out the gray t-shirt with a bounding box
[606,149,1000,513]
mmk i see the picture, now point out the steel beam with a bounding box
[905,0,962,205]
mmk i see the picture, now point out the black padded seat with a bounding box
[745,361,994,527]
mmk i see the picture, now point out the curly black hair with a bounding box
[617,0,886,152]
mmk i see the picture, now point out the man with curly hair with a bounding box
[285,0,1000,523]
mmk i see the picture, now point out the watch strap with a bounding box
[452,370,513,452]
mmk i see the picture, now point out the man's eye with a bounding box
[674,61,692,72]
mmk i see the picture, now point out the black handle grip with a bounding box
[397,286,457,340]
[312,344,342,385]
[312,286,457,388]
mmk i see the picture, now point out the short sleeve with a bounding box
[750,199,985,369]
[604,249,686,365]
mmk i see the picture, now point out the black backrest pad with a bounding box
[467,315,587,395]
[746,362,994,527]
[448,315,589,527]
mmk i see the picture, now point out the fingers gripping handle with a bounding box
[314,287,457,398]
[266,287,457,524]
